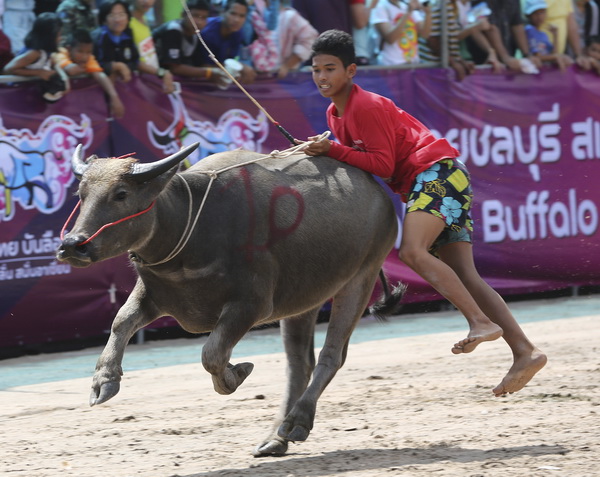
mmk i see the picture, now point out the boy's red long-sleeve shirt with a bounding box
[326,84,460,201]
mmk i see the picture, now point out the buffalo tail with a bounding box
[367,270,407,320]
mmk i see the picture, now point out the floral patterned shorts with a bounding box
[406,158,474,254]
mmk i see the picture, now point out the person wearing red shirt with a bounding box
[302,29,547,398]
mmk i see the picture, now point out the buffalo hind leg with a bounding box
[277,270,380,443]
[253,307,319,457]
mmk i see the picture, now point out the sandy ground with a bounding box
[1,309,599,477]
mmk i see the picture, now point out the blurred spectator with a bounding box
[201,0,257,82]
[153,0,229,87]
[371,0,431,66]
[524,0,573,70]
[539,0,591,70]
[3,12,69,102]
[130,0,175,91]
[239,0,279,73]
[3,0,36,55]
[466,0,541,72]
[586,33,600,72]
[0,29,13,71]
[456,0,504,72]
[573,0,599,49]
[54,28,125,117]
[92,0,175,92]
[353,0,380,65]
[418,0,474,79]
[57,0,98,43]
[292,0,362,35]
[275,0,318,77]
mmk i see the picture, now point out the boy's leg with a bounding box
[437,243,547,396]
[399,210,503,352]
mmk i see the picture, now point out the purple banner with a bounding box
[1,66,599,349]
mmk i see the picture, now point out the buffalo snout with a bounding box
[56,235,93,266]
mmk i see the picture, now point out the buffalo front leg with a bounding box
[202,301,267,395]
[253,307,319,457]
[277,272,380,443]
[90,282,158,406]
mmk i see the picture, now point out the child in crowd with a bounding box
[129,0,175,93]
[586,35,600,74]
[200,0,257,82]
[54,28,125,118]
[2,12,69,102]
[152,0,230,88]
[524,0,572,71]
[93,0,174,93]
[301,29,547,397]
[418,0,475,80]
[370,0,431,66]
[275,0,318,78]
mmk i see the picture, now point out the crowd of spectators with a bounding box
[0,0,599,108]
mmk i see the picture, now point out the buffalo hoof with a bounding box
[252,437,288,457]
[89,381,120,406]
[211,362,254,395]
[277,421,310,442]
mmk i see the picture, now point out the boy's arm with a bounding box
[91,71,125,118]
[304,107,399,179]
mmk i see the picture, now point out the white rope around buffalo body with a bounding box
[143,132,331,267]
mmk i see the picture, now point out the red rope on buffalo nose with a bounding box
[60,200,156,245]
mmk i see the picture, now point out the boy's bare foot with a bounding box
[451,323,503,354]
[492,348,547,397]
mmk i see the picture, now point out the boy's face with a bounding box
[528,9,546,28]
[223,3,247,33]
[69,42,93,66]
[311,54,356,100]
[183,8,209,35]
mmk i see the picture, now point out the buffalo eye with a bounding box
[114,190,127,201]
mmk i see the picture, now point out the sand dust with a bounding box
[1,311,599,476]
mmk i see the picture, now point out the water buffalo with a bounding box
[56,142,404,456]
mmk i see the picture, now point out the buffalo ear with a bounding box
[128,142,200,183]
[71,144,93,180]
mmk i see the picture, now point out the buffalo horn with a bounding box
[129,142,200,182]
[71,144,90,179]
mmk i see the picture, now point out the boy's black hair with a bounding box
[224,0,248,11]
[187,0,210,10]
[98,0,131,25]
[66,28,93,47]
[311,29,356,68]
[24,12,63,53]
[587,35,600,46]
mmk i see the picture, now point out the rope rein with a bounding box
[61,133,330,266]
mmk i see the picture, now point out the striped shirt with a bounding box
[418,1,462,63]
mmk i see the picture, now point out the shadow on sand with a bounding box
[176,443,568,476]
